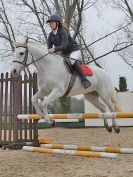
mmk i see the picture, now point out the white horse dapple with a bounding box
[11,38,121,133]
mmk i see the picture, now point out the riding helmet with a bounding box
[46,14,62,23]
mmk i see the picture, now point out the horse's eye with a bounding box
[20,52,24,55]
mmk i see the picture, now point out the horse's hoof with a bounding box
[114,127,120,133]
[106,127,112,133]
[51,120,56,127]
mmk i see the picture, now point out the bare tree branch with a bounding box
[54,0,62,17]
[73,0,83,39]
[0,0,16,51]
[83,22,132,49]
[88,41,133,64]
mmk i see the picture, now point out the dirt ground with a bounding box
[0,127,133,177]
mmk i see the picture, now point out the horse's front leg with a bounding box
[31,90,44,117]
[41,88,63,125]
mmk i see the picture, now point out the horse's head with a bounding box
[10,38,33,76]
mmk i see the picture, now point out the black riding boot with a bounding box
[73,61,91,89]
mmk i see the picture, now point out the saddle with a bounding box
[63,56,93,76]
[63,57,93,97]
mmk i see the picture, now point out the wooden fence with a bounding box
[0,72,38,148]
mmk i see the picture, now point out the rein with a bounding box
[27,52,49,66]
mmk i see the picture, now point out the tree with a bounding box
[1,0,133,66]
[112,0,133,21]
[106,0,133,68]
[119,76,128,92]
[0,0,16,60]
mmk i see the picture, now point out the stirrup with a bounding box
[81,80,91,89]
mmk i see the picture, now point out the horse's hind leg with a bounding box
[111,95,121,112]
[101,97,120,133]
[84,92,112,133]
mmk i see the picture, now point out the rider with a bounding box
[46,14,91,89]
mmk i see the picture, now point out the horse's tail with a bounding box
[111,92,121,112]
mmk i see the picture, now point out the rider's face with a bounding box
[49,21,57,31]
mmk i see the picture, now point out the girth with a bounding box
[63,74,76,97]
[63,56,76,97]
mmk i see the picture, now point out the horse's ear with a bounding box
[13,42,17,48]
[13,40,26,48]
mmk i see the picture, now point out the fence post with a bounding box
[12,75,21,142]
[32,73,39,142]
[0,73,4,145]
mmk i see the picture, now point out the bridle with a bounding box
[13,37,49,68]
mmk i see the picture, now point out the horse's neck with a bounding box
[28,43,48,61]
[28,43,68,75]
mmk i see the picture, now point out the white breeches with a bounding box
[70,50,82,65]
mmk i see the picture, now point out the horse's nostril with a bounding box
[13,69,17,73]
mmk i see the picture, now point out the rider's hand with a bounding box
[48,48,55,54]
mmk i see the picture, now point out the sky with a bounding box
[84,4,133,91]
[0,2,133,90]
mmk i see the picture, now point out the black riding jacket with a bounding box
[47,27,79,55]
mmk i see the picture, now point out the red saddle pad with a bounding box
[81,64,93,76]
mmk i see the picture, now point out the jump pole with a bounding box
[23,146,117,158]
[40,143,133,154]
[18,112,133,120]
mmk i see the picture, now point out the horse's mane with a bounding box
[14,38,46,49]
[14,37,63,60]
